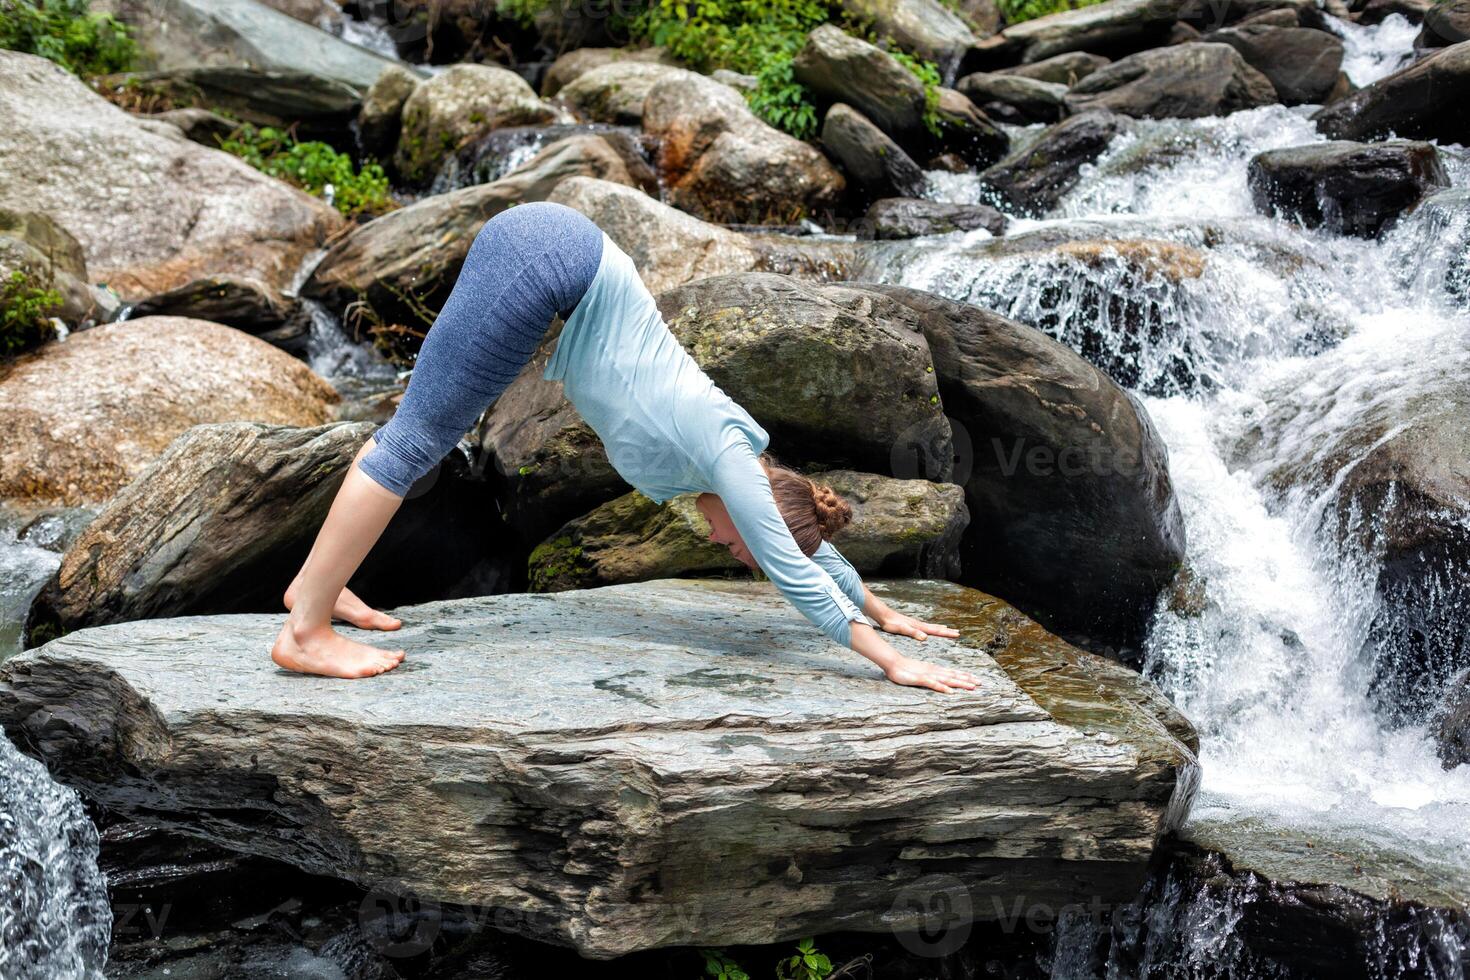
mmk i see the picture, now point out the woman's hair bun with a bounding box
[811,483,853,538]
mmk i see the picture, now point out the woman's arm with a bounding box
[811,540,961,642]
[708,441,977,693]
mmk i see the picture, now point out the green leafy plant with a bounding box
[215,123,396,218]
[776,938,834,980]
[995,0,1109,24]
[0,269,62,358]
[0,0,136,76]
[700,947,752,980]
[888,49,944,138]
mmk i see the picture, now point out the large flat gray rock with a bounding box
[0,579,1198,958]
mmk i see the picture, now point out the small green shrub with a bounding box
[776,938,834,980]
[700,948,751,980]
[996,0,1109,24]
[888,49,944,138]
[0,269,62,358]
[0,0,136,76]
[215,123,396,218]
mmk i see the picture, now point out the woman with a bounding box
[273,201,978,694]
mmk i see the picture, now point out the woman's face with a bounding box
[696,493,756,571]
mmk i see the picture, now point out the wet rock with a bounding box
[1066,43,1278,118]
[957,71,1069,123]
[528,471,967,592]
[1247,140,1449,237]
[129,274,302,336]
[643,70,847,224]
[837,0,980,66]
[25,421,516,640]
[1415,0,1470,49]
[1203,23,1346,104]
[102,0,412,92]
[924,86,1012,168]
[539,45,682,96]
[394,64,571,185]
[819,103,932,204]
[356,62,420,158]
[0,317,338,506]
[998,50,1111,83]
[0,52,342,299]
[305,136,645,342]
[1435,669,1470,769]
[1355,0,1432,24]
[861,197,1008,238]
[97,66,362,141]
[548,177,858,292]
[852,283,1188,652]
[559,60,687,124]
[961,0,1184,71]
[980,110,1125,216]
[1313,40,1470,143]
[0,578,1199,958]
[431,123,658,195]
[0,210,112,327]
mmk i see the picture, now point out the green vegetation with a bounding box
[0,0,136,76]
[215,123,396,219]
[0,269,61,358]
[698,938,836,980]
[995,0,1109,24]
[888,49,944,138]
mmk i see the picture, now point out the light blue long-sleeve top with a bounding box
[543,230,873,647]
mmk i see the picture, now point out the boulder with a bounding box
[861,198,1009,238]
[957,71,1070,123]
[998,50,1111,83]
[0,578,1200,958]
[980,111,1125,215]
[305,136,645,342]
[642,70,847,224]
[0,318,338,506]
[1355,0,1432,23]
[143,107,238,146]
[1202,24,1346,104]
[1415,0,1470,49]
[96,66,362,141]
[129,274,305,338]
[25,422,516,640]
[837,0,980,66]
[558,60,687,124]
[547,177,859,294]
[925,85,1011,168]
[101,0,413,92]
[0,52,342,299]
[393,64,571,184]
[480,272,950,541]
[0,210,111,327]
[961,0,1184,70]
[850,284,1187,652]
[529,472,967,592]
[1247,140,1449,237]
[794,24,932,144]
[1436,669,1470,769]
[820,103,931,204]
[356,63,421,158]
[1065,43,1279,118]
[1311,40,1470,144]
[539,46,683,97]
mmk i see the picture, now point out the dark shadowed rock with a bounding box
[1355,0,1432,23]
[861,197,1008,238]
[820,103,932,204]
[961,0,1185,70]
[999,50,1111,83]
[1312,40,1470,143]
[130,274,299,334]
[1415,0,1470,49]
[0,578,1199,958]
[1247,140,1449,237]
[356,62,420,158]
[144,106,239,145]
[1436,670,1470,769]
[922,86,1012,168]
[1203,24,1346,104]
[957,71,1070,123]
[1066,43,1278,118]
[980,111,1125,216]
[850,283,1188,652]
[528,471,967,592]
[25,422,515,642]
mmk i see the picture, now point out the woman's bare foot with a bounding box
[283,579,401,631]
[271,620,405,678]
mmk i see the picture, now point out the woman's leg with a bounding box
[272,201,605,678]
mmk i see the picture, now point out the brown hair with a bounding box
[758,451,853,556]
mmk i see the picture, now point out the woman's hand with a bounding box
[875,610,960,642]
[883,655,980,694]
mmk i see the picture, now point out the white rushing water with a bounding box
[878,21,1470,968]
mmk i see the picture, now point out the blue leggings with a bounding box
[358,201,605,496]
